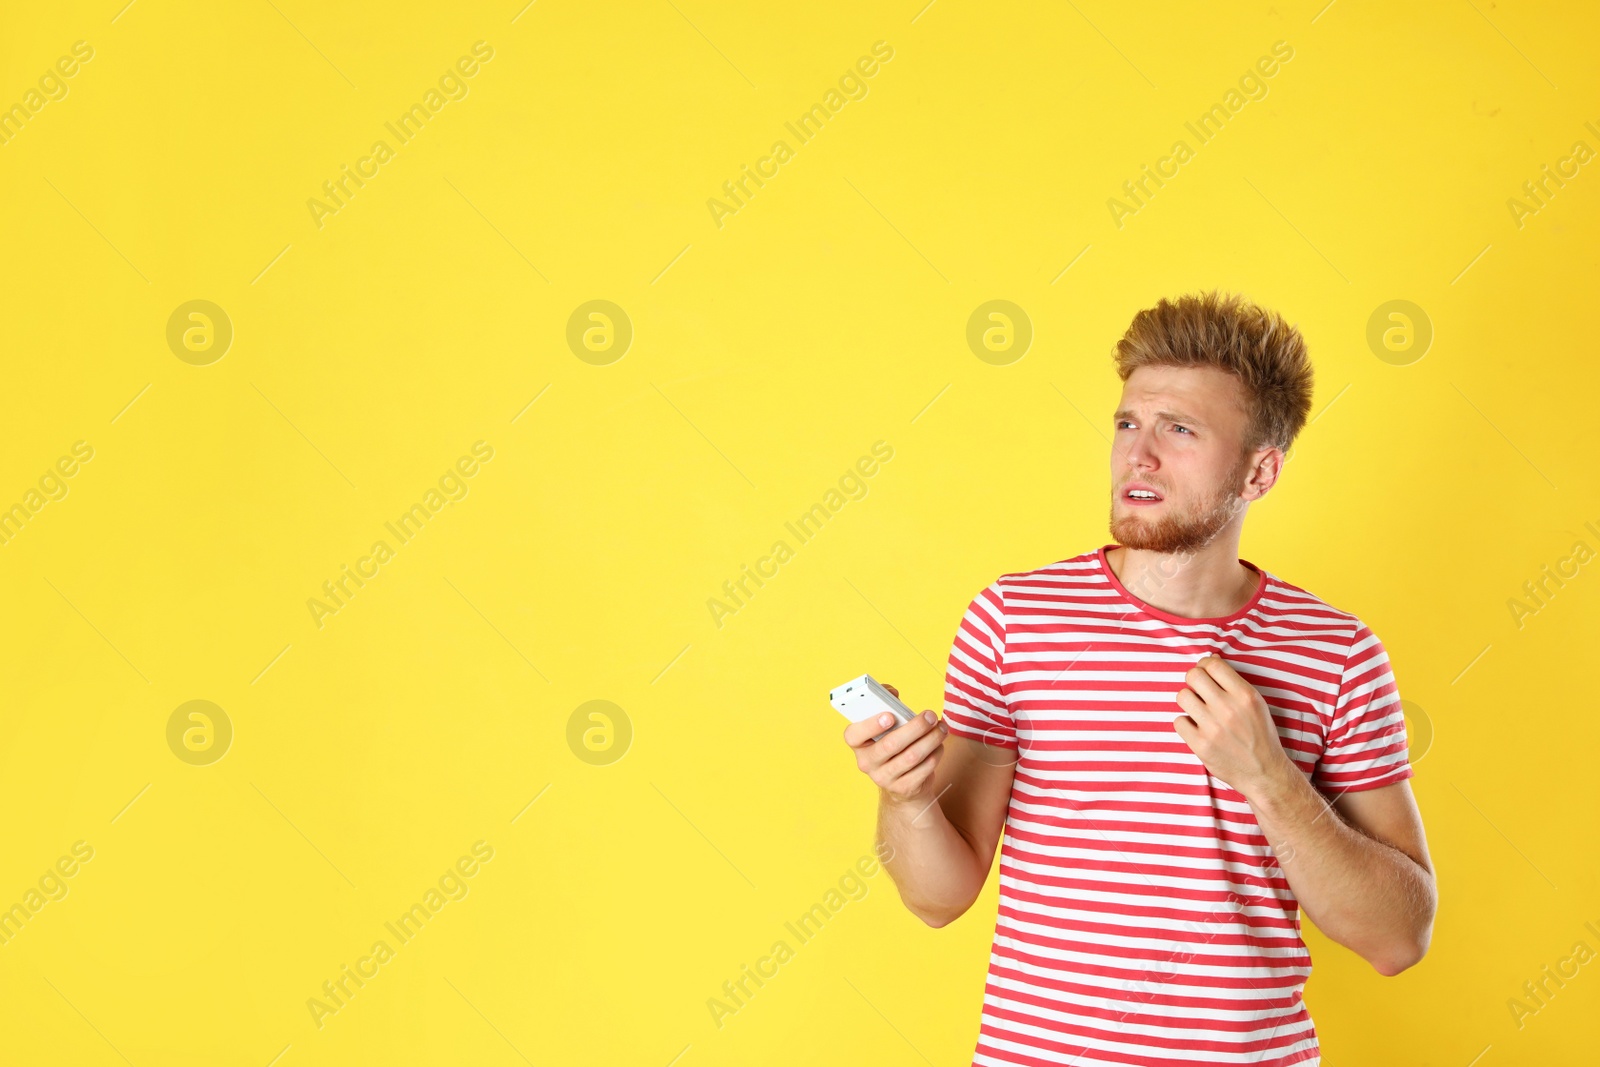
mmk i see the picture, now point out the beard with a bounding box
[1109,454,1251,554]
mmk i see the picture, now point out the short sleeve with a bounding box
[1311,623,1413,795]
[942,580,1014,749]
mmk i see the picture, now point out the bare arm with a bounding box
[845,686,1016,928]
[1174,654,1436,976]
[1247,773,1436,975]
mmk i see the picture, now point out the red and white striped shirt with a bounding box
[942,544,1412,1067]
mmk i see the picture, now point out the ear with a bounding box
[1241,446,1282,500]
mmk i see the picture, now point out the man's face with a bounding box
[1108,364,1258,553]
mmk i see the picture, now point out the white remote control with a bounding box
[830,673,918,741]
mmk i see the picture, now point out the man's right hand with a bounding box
[843,682,950,803]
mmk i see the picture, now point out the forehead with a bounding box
[1116,365,1246,424]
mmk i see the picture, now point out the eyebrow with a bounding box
[1114,408,1208,430]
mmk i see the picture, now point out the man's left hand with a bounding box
[1172,654,1296,798]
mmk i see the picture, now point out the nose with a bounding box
[1117,424,1158,474]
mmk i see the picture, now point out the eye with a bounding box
[1171,425,1192,434]
[1115,420,1134,430]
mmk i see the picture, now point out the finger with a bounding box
[877,711,942,759]
[1184,662,1228,706]
[882,726,946,782]
[844,713,900,748]
[1194,654,1242,693]
[1171,713,1197,743]
[1174,687,1208,722]
[895,746,943,793]
[882,683,899,697]
[852,710,935,755]
[876,716,947,777]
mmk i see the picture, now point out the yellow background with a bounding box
[2,0,1597,1063]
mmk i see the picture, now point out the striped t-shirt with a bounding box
[942,544,1413,1067]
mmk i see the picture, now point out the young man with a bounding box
[845,291,1435,1066]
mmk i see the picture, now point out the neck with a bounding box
[1107,537,1258,619]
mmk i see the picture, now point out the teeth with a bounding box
[1129,490,1157,499]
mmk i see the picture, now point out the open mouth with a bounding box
[1122,484,1164,505]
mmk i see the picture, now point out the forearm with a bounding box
[1246,767,1435,974]
[875,788,986,928]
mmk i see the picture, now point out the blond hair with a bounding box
[1113,290,1314,454]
